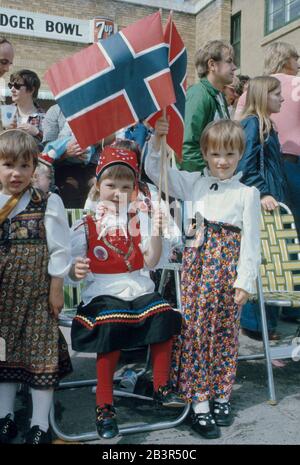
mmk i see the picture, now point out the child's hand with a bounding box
[155,116,169,137]
[234,288,249,307]
[152,207,166,237]
[49,277,64,319]
[261,195,279,211]
[153,117,169,151]
[74,257,91,279]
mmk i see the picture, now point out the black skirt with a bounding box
[71,292,182,354]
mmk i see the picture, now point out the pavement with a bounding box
[11,317,300,446]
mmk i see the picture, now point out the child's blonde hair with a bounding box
[264,41,299,75]
[200,119,245,156]
[241,76,280,144]
[0,129,39,167]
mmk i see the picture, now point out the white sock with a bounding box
[30,388,54,432]
[0,383,18,419]
[215,397,229,404]
[192,400,210,414]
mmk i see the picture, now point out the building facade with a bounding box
[0,0,299,105]
[231,0,300,76]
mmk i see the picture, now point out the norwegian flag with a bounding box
[147,14,187,159]
[45,12,175,149]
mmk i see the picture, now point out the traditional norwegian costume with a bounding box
[70,147,182,355]
[0,188,72,389]
[145,139,261,404]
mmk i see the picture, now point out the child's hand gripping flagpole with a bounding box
[157,10,173,238]
[157,111,171,239]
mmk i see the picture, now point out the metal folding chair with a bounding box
[49,209,190,442]
[244,203,300,404]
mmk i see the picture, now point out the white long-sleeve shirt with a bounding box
[0,191,71,278]
[68,210,172,305]
[145,140,261,294]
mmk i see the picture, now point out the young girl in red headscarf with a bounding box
[69,145,183,440]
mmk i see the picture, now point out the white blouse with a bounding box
[69,211,172,305]
[145,139,261,294]
[0,191,71,278]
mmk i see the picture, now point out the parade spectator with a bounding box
[69,145,183,439]
[146,117,260,439]
[0,130,72,444]
[0,37,14,79]
[181,40,236,172]
[237,74,250,94]
[43,105,115,208]
[0,38,14,133]
[5,70,45,149]
[235,44,300,239]
[237,75,299,340]
[32,159,53,194]
[224,75,241,118]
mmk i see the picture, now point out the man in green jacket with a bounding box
[181,40,237,172]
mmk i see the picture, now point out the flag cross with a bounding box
[170,49,186,122]
[57,33,170,122]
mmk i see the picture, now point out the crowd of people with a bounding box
[0,33,300,444]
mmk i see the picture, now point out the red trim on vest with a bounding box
[85,215,144,274]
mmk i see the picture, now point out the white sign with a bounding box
[0,7,91,43]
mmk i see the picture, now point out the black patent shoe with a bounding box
[24,426,52,444]
[0,414,18,444]
[213,401,234,426]
[95,404,119,439]
[153,384,185,408]
[191,412,221,439]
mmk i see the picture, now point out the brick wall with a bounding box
[1,0,231,94]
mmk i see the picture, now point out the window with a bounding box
[231,12,241,69]
[266,0,300,34]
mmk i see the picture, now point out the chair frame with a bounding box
[50,209,190,442]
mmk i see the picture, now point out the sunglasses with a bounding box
[8,82,26,90]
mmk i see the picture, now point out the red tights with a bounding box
[96,338,173,407]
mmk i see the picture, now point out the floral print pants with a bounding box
[171,223,241,403]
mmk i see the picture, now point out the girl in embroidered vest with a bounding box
[69,145,183,440]
[145,118,261,439]
[0,129,72,444]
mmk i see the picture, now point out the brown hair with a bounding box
[195,40,234,78]
[0,129,40,167]
[10,69,41,100]
[200,119,245,156]
[98,164,136,185]
[0,37,12,46]
[242,76,280,144]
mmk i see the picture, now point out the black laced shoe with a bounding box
[24,426,52,444]
[191,412,221,439]
[95,404,119,439]
[0,414,18,444]
[213,401,234,426]
[153,384,186,408]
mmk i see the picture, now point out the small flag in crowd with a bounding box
[45,12,176,149]
[148,14,187,159]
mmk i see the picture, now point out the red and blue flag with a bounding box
[45,12,175,149]
[148,14,187,159]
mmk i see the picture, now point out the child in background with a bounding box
[145,118,261,439]
[31,159,53,193]
[69,145,183,440]
[0,129,72,444]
